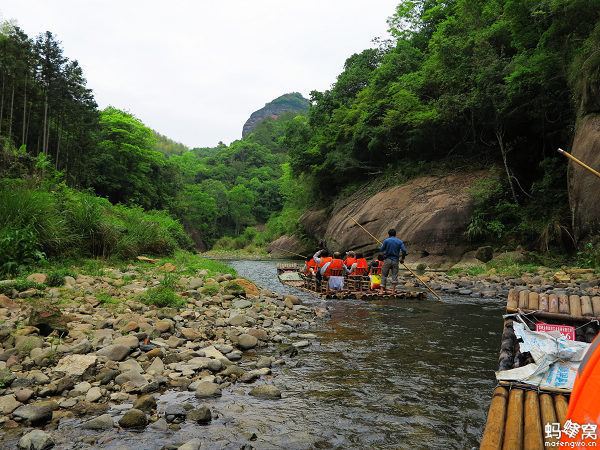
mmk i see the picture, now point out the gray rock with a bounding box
[115,370,147,386]
[194,381,222,398]
[255,356,273,369]
[18,429,54,450]
[119,358,143,373]
[133,394,156,412]
[165,403,187,423]
[150,417,168,431]
[0,394,22,414]
[237,334,258,350]
[214,344,234,354]
[118,408,147,428]
[12,401,58,425]
[82,413,114,430]
[232,299,252,309]
[226,350,242,361]
[178,439,202,450]
[188,406,211,424]
[112,335,139,349]
[458,289,472,295]
[227,314,250,326]
[85,387,103,403]
[475,246,494,263]
[146,357,164,375]
[96,344,130,361]
[292,340,310,348]
[249,384,282,399]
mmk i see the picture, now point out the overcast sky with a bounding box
[1,1,396,148]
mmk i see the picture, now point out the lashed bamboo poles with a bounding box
[558,148,600,179]
[346,215,442,301]
[481,387,508,450]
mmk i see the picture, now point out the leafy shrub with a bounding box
[96,292,118,305]
[140,274,185,308]
[46,269,76,287]
[0,178,192,274]
[577,241,600,270]
[0,279,45,295]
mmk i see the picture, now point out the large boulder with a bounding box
[301,172,487,265]
[569,114,600,241]
[267,235,312,258]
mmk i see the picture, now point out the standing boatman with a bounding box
[379,229,408,293]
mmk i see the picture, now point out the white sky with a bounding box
[1,1,396,148]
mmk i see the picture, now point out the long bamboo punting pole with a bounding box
[524,390,544,450]
[481,387,509,450]
[539,393,558,446]
[346,215,442,301]
[554,395,569,427]
[558,148,600,179]
[503,389,524,450]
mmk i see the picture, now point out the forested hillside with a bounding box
[1,0,599,274]
[281,0,600,258]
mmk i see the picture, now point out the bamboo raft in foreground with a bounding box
[276,263,427,301]
[480,289,600,448]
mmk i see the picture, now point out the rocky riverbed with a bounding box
[0,261,326,449]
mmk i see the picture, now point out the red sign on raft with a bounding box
[536,322,576,341]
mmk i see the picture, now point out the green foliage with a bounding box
[158,250,236,277]
[0,279,45,296]
[577,242,600,270]
[46,268,76,287]
[140,273,185,308]
[96,292,118,305]
[201,283,220,296]
[0,171,190,275]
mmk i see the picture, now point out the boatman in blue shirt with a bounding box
[379,228,408,293]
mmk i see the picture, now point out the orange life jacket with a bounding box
[324,258,344,277]
[318,256,332,269]
[304,259,317,274]
[356,258,368,269]
[560,334,600,445]
[351,258,369,276]
[344,257,356,267]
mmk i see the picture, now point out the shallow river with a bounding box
[23,260,503,449]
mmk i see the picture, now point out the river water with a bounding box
[15,260,503,449]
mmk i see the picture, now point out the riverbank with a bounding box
[0,252,327,449]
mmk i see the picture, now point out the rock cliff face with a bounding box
[242,93,309,137]
[299,172,488,266]
[568,114,600,241]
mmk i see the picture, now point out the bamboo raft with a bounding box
[276,263,428,301]
[480,289,600,448]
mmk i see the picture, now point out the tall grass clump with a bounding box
[140,273,185,308]
[0,173,192,277]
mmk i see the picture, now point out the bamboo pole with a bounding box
[503,388,524,450]
[507,289,518,310]
[558,148,600,179]
[548,294,559,313]
[497,381,572,395]
[481,387,509,450]
[539,393,558,446]
[581,296,593,317]
[519,290,530,309]
[592,296,600,317]
[569,295,582,317]
[558,294,570,315]
[524,390,543,450]
[505,307,595,323]
[528,292,539,311]
[346,215,442,301]
[538,294,548,312]
[554,395,569,427]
